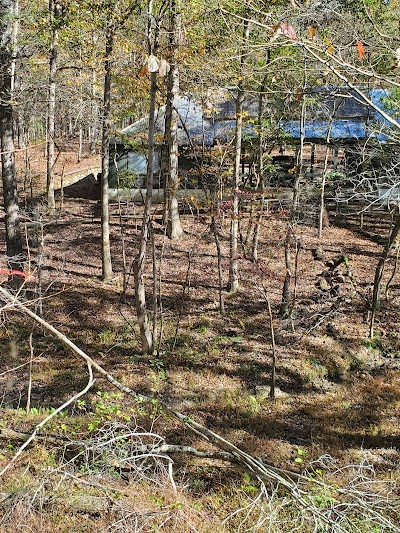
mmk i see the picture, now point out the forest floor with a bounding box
[1,144,400,531]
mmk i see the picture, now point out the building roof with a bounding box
[118,88,398,145]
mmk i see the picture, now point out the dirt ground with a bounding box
[3,145,400,454]
[1,145,400,530]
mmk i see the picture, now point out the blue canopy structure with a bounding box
[109,87,400,187]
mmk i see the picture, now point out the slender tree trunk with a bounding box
[318,147,330,239]
[280,99,305,317]
[134,1,158,354]
[134,68,157,354]
[89,35,98,154]
[228,21,249,294]
[165,0,183,240]
[250,71,268,262]
[0,0,23,284]
[46,0,59,214]
[100,28,113,281]
[369,212,400,338]
[211,216,225,315]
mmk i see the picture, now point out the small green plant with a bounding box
[363,335,383,352]
[240,472,258,493]
[309,478,339,507]
[97,327,117,345]
[294,447,307,464]
[149,494,165,508]
[116,169,139,189]
[150,358,168,382]
[87,391,131,432]
[192,315,211,334]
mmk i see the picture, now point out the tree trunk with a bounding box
[211,216,225,315]
[280,99,305,318]
[228,21,249,294]
[134,1,158,354]
[369,212,400,338]
[134,68,157,354]
[0,0,23,285]
[165,0,183,240]
[250,71,268,262]
[46,0,59,214]
[89,35,98,154]
[100,28,113,282]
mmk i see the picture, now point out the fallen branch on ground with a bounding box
[0,286,399,532]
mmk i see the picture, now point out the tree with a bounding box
[46,0,61,213]
[100,21,114,282]
[134,0,164,354]
[227,20,249,294]
[164,0,183,240]
[0,0,24,285]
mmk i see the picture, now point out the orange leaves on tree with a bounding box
[356,40,365,60]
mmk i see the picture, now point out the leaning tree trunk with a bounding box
[0,0,23,285]
[165,0,183,240]
[100,28,113,282]
[369,212,400,338]
[228,20,249,294]
[46,0,59,214]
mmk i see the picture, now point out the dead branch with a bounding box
[0,286,397,532]
[0,427,66,446]
[0,358,94,478]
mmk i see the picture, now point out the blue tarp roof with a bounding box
[282,119,368,140]
[119,89,400,145]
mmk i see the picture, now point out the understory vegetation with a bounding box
[1,191,400,531]
[2,0,400,530]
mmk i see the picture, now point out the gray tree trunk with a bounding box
[0,0,23,284]
[369,213,400,338]
[89,35,98,153]
[134,1,158,354]
[279,99,305,318]
[100,28,113,282]
[165,1,183,240]
[228,21,249,294]
[46,0,59,214]
[134,68,157,354]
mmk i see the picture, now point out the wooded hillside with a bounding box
[1,1,400,531]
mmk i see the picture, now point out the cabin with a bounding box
[108,87,398,198]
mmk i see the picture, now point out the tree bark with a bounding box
[228,21,249,294]
[134,68,157,354]
[134,1,158,354]
[100,28,113,282]
[369,212,400,338]
[0,0,23,285]
[165,0,183,240]
[280,99,305,318]
[46,0,59,214]
[89,34,98,153]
